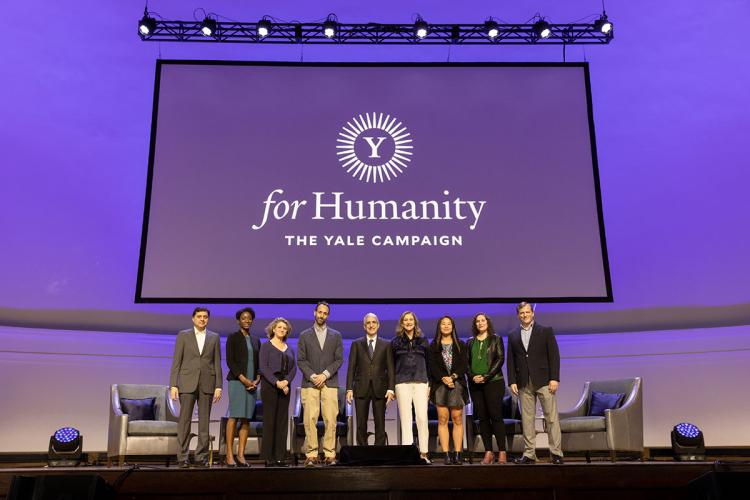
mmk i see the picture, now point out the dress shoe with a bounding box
[179,461,190,469]
[304,457,318,467]
[443,452,452,465]
[480,451,495,465]
[237,460,251,468]
[451,452,463,465]
[551,454,564,465]
[497,451,507,464]
[265,461,276,468]
[194,460,210,468]
[515,456,536,465]
[324,456,337,466]
[420,454,432,465]
[275,460,290,467]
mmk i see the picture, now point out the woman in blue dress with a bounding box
[225,307,261,467]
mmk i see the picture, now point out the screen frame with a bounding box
[135,60,613,304]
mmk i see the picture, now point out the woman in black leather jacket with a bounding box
[467,313,508,464]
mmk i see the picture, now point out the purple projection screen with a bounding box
[136,61,611,303]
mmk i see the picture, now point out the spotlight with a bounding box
[257,18,272,38]
[594,14,613,35]
[485,20,499,39]
[414,16,428,39]
[323,15,337,38]
[48,427,83,467]
[671,422,705,461]
[138,9,157,36]
[200,17,217,37]
[533,19,551,39]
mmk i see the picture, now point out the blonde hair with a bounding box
[396,310,422,338]
[265,317,292,341]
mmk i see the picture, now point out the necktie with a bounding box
[368,339,374,359]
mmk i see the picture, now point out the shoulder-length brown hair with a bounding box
[265,317,293,342]
[396,310,423,338]
[471,313,496,337]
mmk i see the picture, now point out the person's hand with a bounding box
[346,390,353,404]
[548,380,559,395]
[276,380,287,389]
[313,374,327,388]
[510,383,519,396]
[170,387,179,401]
[386,391,395,404]
[442,376,453,386]
[213,388,222,403]
[282,386,289,396]
[473,375,485,384]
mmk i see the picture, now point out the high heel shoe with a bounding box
[481,451,495,465]
[225,455,237,467]
[497,451,507,464]
[443,452,452,465]
[452,451,463,465]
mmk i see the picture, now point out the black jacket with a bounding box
[427,339,468,401]
[225,330,261,381]
[346,337,395,398]
[506,323,560,388]
[466,334,506,382]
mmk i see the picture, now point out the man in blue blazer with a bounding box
[297,301,344,466]
[169,307,223,467]
[507,302,563,465]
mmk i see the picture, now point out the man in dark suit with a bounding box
[169,307,223,467]
[507,302,564,465]
[346,313,395,446]
[297,301,344,466]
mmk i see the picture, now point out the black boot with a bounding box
[452,451,463,465]
[443,452,452,465]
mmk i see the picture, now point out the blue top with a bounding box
[391,335,429,384]
[259,342,297,386]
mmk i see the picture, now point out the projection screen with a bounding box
[136,61,612,303]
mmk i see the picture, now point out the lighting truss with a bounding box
[137,20,614,45]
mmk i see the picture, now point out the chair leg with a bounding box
[585,451,591,463]
[610,451,616,462]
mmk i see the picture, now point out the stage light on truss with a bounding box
[257,18,272,38]
[594,14,613,35]
[414,16,429,39]
[200,17,217,37]
[48,427,83,467]
[138,9,157,36]
[485,20,499,39]
[671,422,705,461]
[323,15,337,38]
[533,19,551,39]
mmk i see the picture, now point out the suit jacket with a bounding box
[427,339,469,401]
[346,336,395,398]
[169,328,223,394]
[225,331,261,381]
[506,323,560,389]
[297,326,344,388]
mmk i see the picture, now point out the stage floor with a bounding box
[2,460,748,500]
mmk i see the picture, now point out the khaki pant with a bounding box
[301,386,339,458]
[519,381,563,459]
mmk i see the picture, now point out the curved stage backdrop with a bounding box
[137,62,611,303]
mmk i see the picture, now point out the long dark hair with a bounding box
[433,315,461,352]
[471,313,496,337]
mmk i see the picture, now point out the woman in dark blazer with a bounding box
[467,313,508,464]
[225,307,261,467]
[259,317,297,467]
[428,315,469,465]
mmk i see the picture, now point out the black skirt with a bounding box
[433,384,466,408]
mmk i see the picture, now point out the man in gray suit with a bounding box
[297,301,344,466]
[169,307,223,468]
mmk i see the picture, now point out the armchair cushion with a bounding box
[588,391,625,417]
[128,420,178,436]
[560,416,606,433]
[121,397,156,421]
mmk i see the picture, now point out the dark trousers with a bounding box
[469,378,507,452]
[354,386,387,445]
[260,383,290,462]
[177,389,212,462]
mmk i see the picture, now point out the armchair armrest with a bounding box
[107,385,129,458]
[604,378,643,452]
[558,381,590,420]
